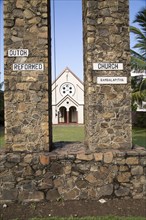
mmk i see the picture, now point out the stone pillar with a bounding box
[83,0,132,151]
[4,0,52,151]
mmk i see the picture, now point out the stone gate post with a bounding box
[83,0,132,151]
[4,0,52,151]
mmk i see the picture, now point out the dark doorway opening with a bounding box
[69,106,77,123]
[58,106,67,124]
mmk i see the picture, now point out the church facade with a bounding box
[52,68,84,124]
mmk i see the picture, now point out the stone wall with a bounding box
[83,0,132,150]
[4,0,52,151]
[2,0,143,205]
[4,0,132,153]
[0,145,146,203]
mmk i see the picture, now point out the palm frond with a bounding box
[133,42,146,49]
[131,49,146,60]
[130,26,146,45]
[130,8,146,72]
[0,82,4,91]
[131,55,146,71]
[132,90,144,105]
[130,26,145,36]
[131,8,146,110]
[133,7,146,33]
[139,79,146,91]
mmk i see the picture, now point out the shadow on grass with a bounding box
[53,141,82,149]
[132,127,146,148]
[0,126,5,148]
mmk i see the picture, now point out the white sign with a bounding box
[13,63,44,71]
[93,63,123,71]
[97,77,127,84]
[8,49,29,57]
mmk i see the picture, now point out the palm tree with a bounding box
[0,83,3,91]
[131,76,146,111]
[130,7,146,71]
[0,71,4,90]
[130,7,146,110]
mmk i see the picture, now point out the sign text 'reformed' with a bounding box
[93,63,123,71]
[97,77,127,84]
[13,63,44,71]
[8,49,29,57]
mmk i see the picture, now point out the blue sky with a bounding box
[0,0,146,85]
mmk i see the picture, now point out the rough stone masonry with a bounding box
[2,0,144,205]
[4,0,52,152]
[4,0,132,152]
[0,144,146,202]
[83,0,132,151]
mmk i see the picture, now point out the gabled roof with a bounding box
[52,67,83,86]
[55,94,79,107]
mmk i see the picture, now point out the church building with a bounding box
[52,67,84,124]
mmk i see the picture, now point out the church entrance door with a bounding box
[69,106,77,123]
[58,107,67,123]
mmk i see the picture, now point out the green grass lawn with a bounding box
[53,125,84,142]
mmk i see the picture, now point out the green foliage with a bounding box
[131,76,146,111]
[0,81,3,91]
[130,7,146,111]
[130,7,146,71]
[131,52,146,71]
[0,72,4,90]
[132,102,138,111]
